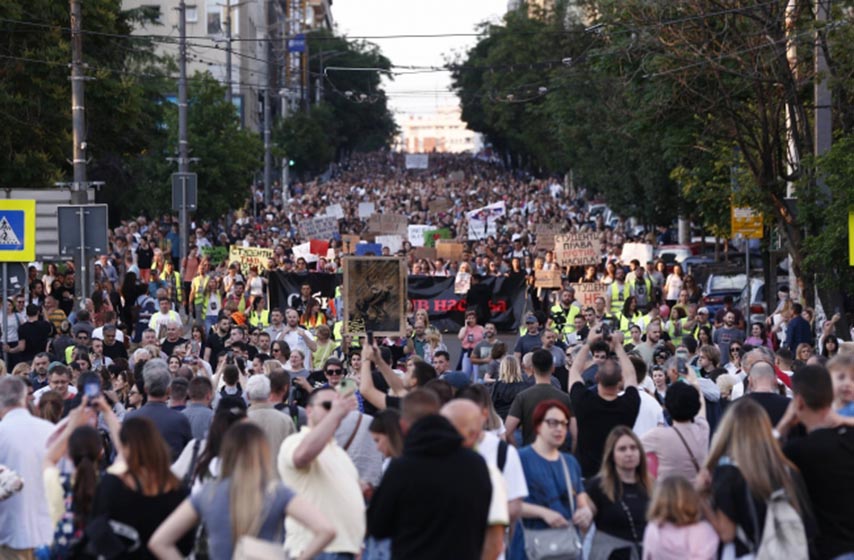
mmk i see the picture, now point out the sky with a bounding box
[332,0,508,117]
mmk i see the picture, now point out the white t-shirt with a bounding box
[478,431,529,501]
[91,326,125,343]
[283,328,315,370]
[631,389,665,438]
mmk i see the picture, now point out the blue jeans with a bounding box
[314,553,355,560]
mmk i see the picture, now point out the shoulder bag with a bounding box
[523,455,583,560]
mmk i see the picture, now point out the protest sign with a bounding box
[424,228,452,248]
[292,242,318,263]
[431,196,454,212]
[467,201,505,240]
[405,154,429,169]
[408,224,431,247]
[342,257,408,336]
[572,282,608,307]
[341,234,360,254]
[534,269,562,289]
[412,246,437,262]
[299,215,339,241]
[358,202,376,219]
[436,240,464,262]
[534,223,561,250]
[375,234,403,254]
[454,272,471,294]
[367,213,408,236]
[354,243,383,256]
[324,203,344,219]
[555,232,602,267]
[201,246,228,265]
[228,246,274,275]
[621,243,654,265]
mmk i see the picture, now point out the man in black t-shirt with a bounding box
[783,364,854,560]
[17,304,54,364]
[745,362,790,426]
[204,313,231,367]
[569,328,641,477]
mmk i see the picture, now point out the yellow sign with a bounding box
[849,210,854,267]
[731,206,763,239]
[228,245,274,275]
[0,200,36,262]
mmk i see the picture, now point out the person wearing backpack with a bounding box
[698,398,812,560]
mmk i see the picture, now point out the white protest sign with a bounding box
[375,234,404,254]
[299,216,339,241]
[408,224,431,247]
[405,154,429,169]
[324,203,344,219]
[292,242,318,263]
[621,243,654,265]
[358,202,376,219]
[466,201,506,240]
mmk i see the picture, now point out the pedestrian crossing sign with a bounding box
[0,200,35,262]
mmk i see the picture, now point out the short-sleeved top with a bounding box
[190,478,295,560]
[641,417,709,483]
[513,332,542,356]
[508,384,573,448]
[746,392,790,427]
[586,476,648,555]
[570,383,641,477]
[784,426,854,559]
[711,463,766,558]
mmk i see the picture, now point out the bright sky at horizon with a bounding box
[332,0,507,118]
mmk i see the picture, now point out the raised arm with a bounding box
[371,343,406,395]
[291,395,357,469]
[359,345,388,411]
[609,331,636,387]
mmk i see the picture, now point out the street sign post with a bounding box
[731,205,763,336]
[57,205,109,304]
[0,199,35,364]
[172,172,198,268]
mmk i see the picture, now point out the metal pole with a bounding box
[745,245,751,336]
[2,263,7,365]
[178,0,189,265]
[79,208,88,303]
[225,0,232,105]
[181,176,188,272]
[264,30,273,206]
[70,0,87,205]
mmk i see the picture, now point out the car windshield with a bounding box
[709,274,746,292]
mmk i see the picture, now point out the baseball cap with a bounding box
[525,313,537,324]
[697,307,710,315]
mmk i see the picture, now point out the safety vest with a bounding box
[618,312,644,334]
[627,276,653,307]
[550,303,581,334]
[192,275,209,305]
[249,309,270,328]
[167,271,183,303]
[609,282,631,314]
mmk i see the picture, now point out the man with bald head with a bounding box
[442,400,510,560]
[746,361,791,425]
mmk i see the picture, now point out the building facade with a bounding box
[396,106,482,154]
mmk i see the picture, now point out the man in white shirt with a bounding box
[0,377,55,556]
[282,308,316,370]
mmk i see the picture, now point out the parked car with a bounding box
[703,273,749,317]
[655,245,696,272]
[738,280,789,326]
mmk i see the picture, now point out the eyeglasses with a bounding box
[325,369,343,375]
[731,347,742,353]
[543,419,569,429]
[76,335,89,340]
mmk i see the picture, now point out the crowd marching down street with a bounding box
[1,151,853,560]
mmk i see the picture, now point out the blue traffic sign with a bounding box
[0,200,35,262]
[288,34,306,53]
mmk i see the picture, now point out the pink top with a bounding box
[642,521,719,560]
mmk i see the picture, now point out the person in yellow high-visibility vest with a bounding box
[607,267,632,315]
[549,288,582,336]
[189,260,211,320]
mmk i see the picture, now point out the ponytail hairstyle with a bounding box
[68,426,103,525]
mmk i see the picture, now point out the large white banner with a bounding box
[405,154,429,169]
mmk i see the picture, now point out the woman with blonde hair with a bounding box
[641,477,718,560]
[587,426,653,560]
[698,398,811,559]
[151,422,334,560]
[423,327,447,367]
[489,355,527,420]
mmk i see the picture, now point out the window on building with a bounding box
[142,5,163,25]
[186,5,198,22]
[206,0,221,35]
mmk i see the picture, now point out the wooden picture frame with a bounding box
[342,256,407,337]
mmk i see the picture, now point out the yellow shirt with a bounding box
[277,427,366,555]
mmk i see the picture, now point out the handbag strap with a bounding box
[558,454,576,514]
[342,413,363,452]
[671,424,700,472]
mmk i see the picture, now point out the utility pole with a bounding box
[70,0,87,205]
[264,40,273,206]
[177,0,190,264]
[224,0,232,105]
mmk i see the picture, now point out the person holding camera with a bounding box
[568,327,641,478]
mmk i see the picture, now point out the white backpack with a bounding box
[740,487,808,560]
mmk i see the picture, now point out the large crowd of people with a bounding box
[0,151,853,559]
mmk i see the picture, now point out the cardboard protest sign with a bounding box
[299,216,339,241]
[412,246,437,262]
[555,233,602,267]
[228,246,274,275]
[572,282,608,307]
[342,257,407,336]
[534,269,562,288]
[375,234,404,254]
[431,196,454,212]
[408,225,431,247]
[436,240,465,262]
[341,234,360,254]
[534,223,562,250]
[367,213,408,236]
[358,202,376,219]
